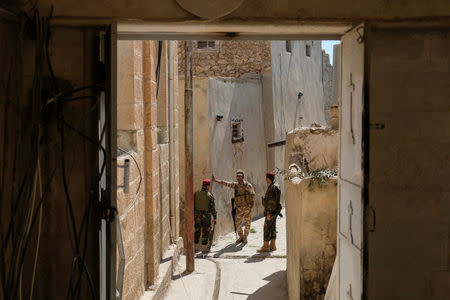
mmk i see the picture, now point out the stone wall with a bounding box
[117,40,181,300]
[117,40,146,300]
[178,41,271,78]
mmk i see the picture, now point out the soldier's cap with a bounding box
[236,170,245,176]
[202,179,211,185]
[266,172,275,181]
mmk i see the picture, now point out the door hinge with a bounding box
[369,123,385,130]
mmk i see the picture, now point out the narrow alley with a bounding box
[164,209,288,300]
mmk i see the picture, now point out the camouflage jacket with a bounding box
[263,182,281,215]
[194,188,217,219]
[215,179,255,207]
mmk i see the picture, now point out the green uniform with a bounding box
[194,187,217,245]
[262,182,281,241]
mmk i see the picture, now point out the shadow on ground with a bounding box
[237,270,288,300]
[244,253,271,263]
[213,243,245,258]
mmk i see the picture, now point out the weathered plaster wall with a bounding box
[285,127,339,172]
[268,40,329,198]
[284,128,338,299]
[285,177,337,300]
[366,26,450,299]
[193,78,211,191]
[209,76,268,236]
[322,51,334,125]
[271,40,327,131]
[178,40,271,78]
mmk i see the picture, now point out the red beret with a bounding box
[266,172,275,180]
[202,179,211,185]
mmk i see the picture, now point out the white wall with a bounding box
[209,76,268,235]
[271,40,327,135]
[268,40,328,196]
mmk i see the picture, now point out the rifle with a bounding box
[207,220,215,253]
[231,197,237,239]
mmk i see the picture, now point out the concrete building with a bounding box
[1,1,449,300]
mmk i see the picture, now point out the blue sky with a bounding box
[322,40,341,64]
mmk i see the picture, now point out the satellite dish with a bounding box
[175,0,245,20]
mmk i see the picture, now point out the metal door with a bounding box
[338,24,365,300]
[99,24,117,300]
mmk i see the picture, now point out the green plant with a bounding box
[308,167,337,191]
[250,228,257,233]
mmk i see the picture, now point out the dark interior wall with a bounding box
[1,16,101,299]
[367,25,450,299]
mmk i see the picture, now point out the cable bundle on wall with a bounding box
[0,8,105,300]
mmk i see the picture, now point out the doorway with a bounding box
[106,23,367,300]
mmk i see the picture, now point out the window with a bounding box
[285,40,292,53]
[197,40,217,50]
[231,120,244,143]
[305,44,311,57]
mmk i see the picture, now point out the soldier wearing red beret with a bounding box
[194,179,217,255]
[258,172,281,252]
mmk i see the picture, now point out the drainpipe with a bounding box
[168,40,176,242]
[185,41,194,272]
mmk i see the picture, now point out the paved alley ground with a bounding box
[164,210,288,300]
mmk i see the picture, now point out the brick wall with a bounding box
[178,40,271,77]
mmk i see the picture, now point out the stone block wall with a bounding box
[117,40,146,300]
[178,41,271,78]
[118,40,181,300]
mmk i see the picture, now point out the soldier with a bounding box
[212,170,255,244]
[194,179,217,255]
[257,172,282,252]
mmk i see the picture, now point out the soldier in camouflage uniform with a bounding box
[212,170,255,244]
[257,172,282,252]
[194,179,217,254]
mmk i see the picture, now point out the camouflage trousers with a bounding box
[194,213,212,245]
[263,213,278,241]
[235,205,253,237]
